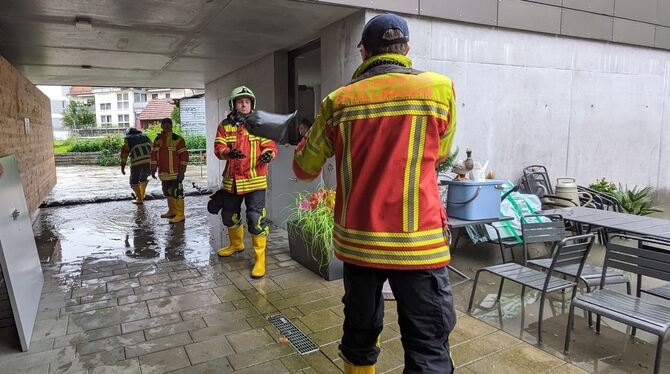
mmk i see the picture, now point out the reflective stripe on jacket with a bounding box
[120,133,152,167]
[214,114,277,194]
[150,131,188,181]
[293,53,457,270]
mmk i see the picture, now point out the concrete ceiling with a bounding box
[0,0,357,88]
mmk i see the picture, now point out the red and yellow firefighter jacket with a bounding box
[120,132,152,168]
[214,114,278,194]
[293,53,457,270]
[150,131,189,181]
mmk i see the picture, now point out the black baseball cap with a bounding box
[358,13,410,49]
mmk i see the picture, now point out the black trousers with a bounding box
[340,263,456,373]
[129,164,150,185]
[220,189,268,236]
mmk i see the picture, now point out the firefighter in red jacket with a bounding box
[293,14,457,374]
[214,86,277,278]
[150,118,189,223]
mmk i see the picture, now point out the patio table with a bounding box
[541,206,670,242]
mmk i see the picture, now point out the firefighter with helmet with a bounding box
[214,86,277,278]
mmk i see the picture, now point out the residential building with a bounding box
[37,85,70,140]
[137,99,175,128]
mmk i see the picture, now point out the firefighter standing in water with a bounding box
[293,13,458,374]
[150,118,189,223]
[214,86,277,278]
[120,127,152,204]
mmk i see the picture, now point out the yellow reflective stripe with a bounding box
[334,226,445,247]
[334,239,450,265]
[334,237,448,256]
[335,224,444,238]
[329,100,449,124]
[260,139,273,145]
[339,122,352,225]
[250,139,257,178]
[402,116,426,232]
[215,137,227,143]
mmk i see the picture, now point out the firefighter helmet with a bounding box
[229,86,256,111]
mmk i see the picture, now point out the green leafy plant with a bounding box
[97,149,119,166]
[611,184,663,216]
[589,178,617,196]
[436,147,460,174]
[67,135,123,153]
[287,186,336,267]
[62,101,96,129]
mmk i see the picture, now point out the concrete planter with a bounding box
[287,221,342,281]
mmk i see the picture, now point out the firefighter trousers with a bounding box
[340,263,456,373]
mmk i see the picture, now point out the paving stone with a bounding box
[118,290,171,305]
[184,335,235,365]
[53,325,122,348]
[139,347,191,374]
[548,364,589,374]
[180,301,237,321]
[31,316,68,340]
[138,273,172,287]
[299,309,343,332]
[121,313,183,334]
[133,281,183,295]
[465,343,565,374]
[168,281,219,296]
[146,290,221,317]
[308,325,342,346]
[280,354,310,372]
[228,341,296,370]
[0,346,76,373]
[297,295,342,315]
[226,328,275,353]
[62,298,117,315]
[144,318,206,340]
[106,279,141,292]
[189,319,252,342]
[452,330,522,367]
[272,289,331,310]
[272,271,322,290]
[90,358,141,374]
[202,308,260,328]
[63,346,126,373]
[225,272,255,291]
[79,289,134,304]
[125,332,192,358]
[211,285,245,302]
[301,351,342,374]
[450,315,498,347]
[71,285,107,298]
[82,274,130,286]
[170,269,201,281]
[76,331,145,356]
[68,303,150,332]
[231,298,253,310]
[164,357,233,374]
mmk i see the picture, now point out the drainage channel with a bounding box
[267,313,319,355]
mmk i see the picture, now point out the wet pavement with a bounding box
[0,195,667,373]
[43,166,209,207]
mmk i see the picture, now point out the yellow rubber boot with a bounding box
[169,198,185,223]
[131,184,143,204]
[217,225,245,257]
[139,181,148,200]
[160,197,176,218]
[251,234,267,278]
[343,362,375,374]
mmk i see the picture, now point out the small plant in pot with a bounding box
[286,186,342,280]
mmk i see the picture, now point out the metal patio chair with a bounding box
[468,233,595,345]
[564,235,670,374]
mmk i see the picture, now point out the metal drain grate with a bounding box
[267,313,319,355]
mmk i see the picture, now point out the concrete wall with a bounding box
[390,12,670,203]
[0,54,56,215]
[317,0,670,51]
[54,152,102,166]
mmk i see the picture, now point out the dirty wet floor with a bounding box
[0,195,667,373]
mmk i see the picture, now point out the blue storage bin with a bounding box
[445,180,503,220]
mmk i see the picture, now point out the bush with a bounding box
[68,135,123,153]
[97,149,119,166]
[184,135,206,150]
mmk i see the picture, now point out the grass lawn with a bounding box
[53,139,72,154]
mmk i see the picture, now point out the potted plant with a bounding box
[287,186,342,281]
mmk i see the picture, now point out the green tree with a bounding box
[171,106,181,126]
[62,101,96,129]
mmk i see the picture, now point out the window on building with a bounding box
[165,93,170,99]
[118,114,130,127]
[99,103,111,110]
[117,93,129,109]
[151,93,158,100]
[100,115,112,126]
[134,93,147,102]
